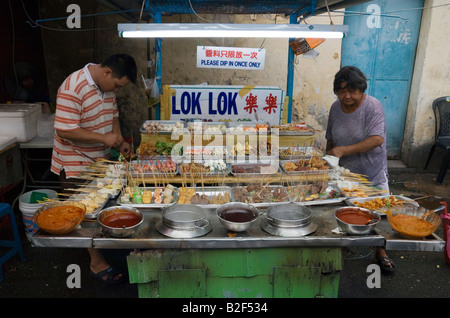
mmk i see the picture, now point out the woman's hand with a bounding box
[327,146,346,158]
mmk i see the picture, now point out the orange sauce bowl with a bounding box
[387,206,442,239]
[34,201,86,235]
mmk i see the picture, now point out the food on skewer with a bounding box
[177,187,231,205]
[132,159,177,174]
[285,180,333,202]
[232,185,289,204]
[142,121,184,134]
[179,160,227,175]
[283,156,330,172]
[352,196,404,211]
[120,184,175,204]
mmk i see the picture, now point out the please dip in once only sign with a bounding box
[197,46,266,71]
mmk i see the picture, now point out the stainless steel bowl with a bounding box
[335,207,380,235]
[97,206,143,238]
[216,202,260,232]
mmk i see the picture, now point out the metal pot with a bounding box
[266,203,312,228]
[216,202,260,232]
[335,207,380,235]
[97,206,143,238]
[161,204,209,230]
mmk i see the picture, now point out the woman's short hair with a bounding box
[333,66,367,94]
[101,54,137,84]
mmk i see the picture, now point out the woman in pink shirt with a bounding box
[326,66,394,273]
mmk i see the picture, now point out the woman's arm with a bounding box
[326,135,384,158]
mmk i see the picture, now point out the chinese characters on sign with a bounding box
[169,85,283,125]
[197,46,266,70]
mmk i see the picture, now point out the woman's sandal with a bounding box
[90,266,126,284]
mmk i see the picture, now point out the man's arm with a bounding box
[56,127,124,148]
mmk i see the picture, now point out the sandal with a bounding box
[377,256,396,273]
[90,266,126,284]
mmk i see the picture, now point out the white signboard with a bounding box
[169,85,283,125]
[197,46,266,70]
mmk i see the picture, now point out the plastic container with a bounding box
[0,103,42,142]
[18,189,58,240]
[0,136,16,152]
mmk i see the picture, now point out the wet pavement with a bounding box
[0,161,449,299]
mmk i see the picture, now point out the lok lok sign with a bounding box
[169,85,284,125]
[197,46,266,70]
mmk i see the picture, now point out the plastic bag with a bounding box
[440,202,450,265]
[289,38,326,55]
[149,77,160,106]
[37,102,55,138]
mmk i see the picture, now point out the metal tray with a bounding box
[279,159,333,176]
[231,185,290,208]
[178,161,230,177]
[185,121,228,135]
[139,120,186,135]
[183,146,229,159]
[176,186,234,209]
[67,193,111,219]
[130,158,179,177]
[230,161,280,177]
[118,186,177,209]
[345,195,420,215]
[226,121,270,134]
[279,147,323,160]
[286,181,347,206]
[90,178,125,199]
[271,124,315,136]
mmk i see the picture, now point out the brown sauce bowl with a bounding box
[335,207,380,235]
[216,203,259,232]
[98,206,143,237]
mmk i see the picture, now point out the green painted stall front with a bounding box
[127,247,342,298]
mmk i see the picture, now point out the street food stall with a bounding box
[29,119,446,298]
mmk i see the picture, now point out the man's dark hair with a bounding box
[333,66,367,94]
[101,54,137,84]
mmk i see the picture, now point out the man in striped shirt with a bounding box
[51,54,137,284]
[52,54,135,181]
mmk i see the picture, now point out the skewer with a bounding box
[65,188,96,193]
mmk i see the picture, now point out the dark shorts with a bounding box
[58,169,88,193]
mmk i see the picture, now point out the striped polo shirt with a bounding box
[51,64,119,178]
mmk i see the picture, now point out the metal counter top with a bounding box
[30,200,445,252]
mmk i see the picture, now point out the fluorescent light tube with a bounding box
[118,23,348,39]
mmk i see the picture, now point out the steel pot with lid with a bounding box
[266,203,312,228]
[261,203,317,237]
[161,204,209,230]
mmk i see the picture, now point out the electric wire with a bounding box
[8,0,19,100]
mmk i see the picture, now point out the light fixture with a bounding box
[118,23,348,39]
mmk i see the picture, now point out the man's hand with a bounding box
[102,132,125,148]
[119,141,131,155]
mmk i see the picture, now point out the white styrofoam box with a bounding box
[0,136,17,152]
[0,103,42,142]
